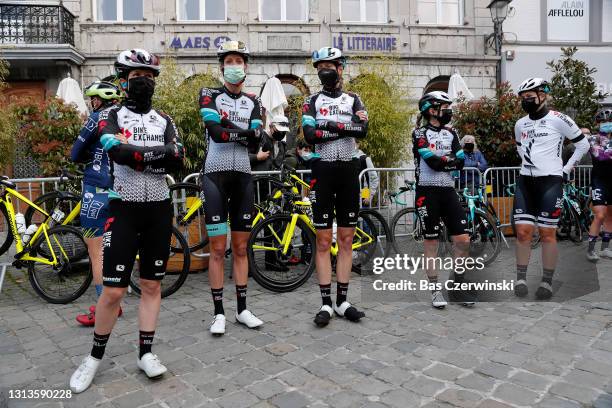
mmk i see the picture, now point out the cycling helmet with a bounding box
[517,77,551,95]
[217,40,250,63]
[595,108,612,123]
[115,49,161,78]
[85,81,122,101]
[418,91,453,113]
[312,47,346,68]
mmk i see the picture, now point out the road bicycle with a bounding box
[21,170,191,298]
[0,176,91,303]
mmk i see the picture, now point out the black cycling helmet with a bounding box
[595,108,612,123]
[418,91,453,113]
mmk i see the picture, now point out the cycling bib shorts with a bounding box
[201,171,254,236]
[310,160,360,229]
[415,186,469,239]
[80,184,110,238]
[513,175,563,228]
[591,175,612,206]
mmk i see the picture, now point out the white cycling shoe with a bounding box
[235,309,263,328]
[601,248,612,259]
[431,291,448,309]
[210,314,226,335]
[137,353,167,378]
[70,355,101,394]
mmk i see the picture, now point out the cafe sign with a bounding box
[169,35,231,49]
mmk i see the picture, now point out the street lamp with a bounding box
[487,0,512,86]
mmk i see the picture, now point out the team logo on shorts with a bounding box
[515,209,524,214]
[155,260,163,266]
[212,215,220,222]
[116,265,125,272]
[243,214,251,220]
[348,212,355,217]
[323,214,329,219]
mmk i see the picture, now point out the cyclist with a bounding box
[199,40,283,335]
[70,48,184,393]
[513,78,589,299]
[586,109,612,262]
[413,91,474,309]
[302,46,368,327]
[71,80,124,327]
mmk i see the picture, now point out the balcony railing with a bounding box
[0,3,75,46]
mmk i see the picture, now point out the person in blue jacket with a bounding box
[459,134,488,191]
[71,80,122,327]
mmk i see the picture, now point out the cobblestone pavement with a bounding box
[1,242,611,408]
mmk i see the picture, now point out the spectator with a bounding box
[284,139,316,188]
[353,140,379,206]
[459,135,487,190]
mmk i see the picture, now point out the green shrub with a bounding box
[0,57,17,169]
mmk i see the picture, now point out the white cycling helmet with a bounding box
[312,47,346,68]
[217,40,250,63]
[115,49,161,78]
[517,77,551,95]
[418,91,453,112]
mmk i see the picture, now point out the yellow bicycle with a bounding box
[0,176,91,303]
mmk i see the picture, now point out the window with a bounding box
[418,0,463,25]
[95,0,143,21]
[177,0,226,21]
[259,0,308,22]
[423,76,450,94]
[340,0,387,23]
[604,0,612,42]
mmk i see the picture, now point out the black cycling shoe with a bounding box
[333,302,365,322]
[514,280,528,297]
[314,305,333,327]
[535,282,553,300]
[449,288,478,307]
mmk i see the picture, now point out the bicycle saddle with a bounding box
[0,176,16,189]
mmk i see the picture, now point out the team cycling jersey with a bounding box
[514,110,586,177]
[302,88,368,162]
[412,124,465,187]
[199,86,264,174]
[98,105,184,202]
[589,132,612,177]
[71,110,112,189]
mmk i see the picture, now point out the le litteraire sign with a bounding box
[547,0,589,42]
[333,34,397,52]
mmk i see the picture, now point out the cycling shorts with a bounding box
[415,186,469,239]
[201,171,254,236]
[591,174,612,206]
[102,199,173,287]
[80,184,110,238]
[310,160,360,229]
[513,175,563,229]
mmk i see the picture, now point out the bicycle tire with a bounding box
[168,182,209,252]
[0,204,13,256]
[128,226,191,298]
[390,207,425,259]
[247,213,316,292]
[469,208,501,265]
[356,208,392,263]
[27,225,92,304]
[24,191,81,228]
[557,203,583,244]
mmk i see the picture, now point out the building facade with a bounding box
[502,0,612,106]
[2,0,500,103]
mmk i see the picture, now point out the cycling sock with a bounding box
[320,284,332,307]
[601,232,611,251]
[453,272,464,284]
[236,285,247,314]
[588,235,598,252]
[542,268,555,285]
[91,332,110,360]
[516,264,528,281]
[428,276,438,293]
[139,330,155,359]
[211,288,224,315]
[95,284,103,298]
[336,282,349,307]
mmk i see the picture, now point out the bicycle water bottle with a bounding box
[15,213,27,235]
[332,222,338,244]
[22,224,38,244]
[48,208,65,228]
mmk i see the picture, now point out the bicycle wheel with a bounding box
[0,204,13,256]
[168,182,209,252]
[27,225,92,304]
[24,191,81,227]
[390,207,425,259]
[247,213,316,292]
[468,208,501,265]
[353,209,392,267]
[129,226,191,298]
[510,209,541,249]
[557,203,583,244]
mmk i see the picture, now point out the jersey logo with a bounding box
[133,152,143,162]
[120,128,133,139]
[201,96,212,105]
[221,131,230,141]
[337,123,345,130]
[417,138,428,148]
[219,109,229,119]
[302,104,310,113]
[315,130,323,138]
[104,217,115,232]
[551,208,561,218]
[416,196,426,207]
[319,107,329,116]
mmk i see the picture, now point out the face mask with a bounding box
[223,65,246,85]
[318,68,339,88]
[521,97,540,114]
[600,122,612,134]
[464,143,475,151]
[127,77,155,110]
[300,151,313,161]
[437,108,453,126]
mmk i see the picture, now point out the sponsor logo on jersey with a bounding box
[416,196,426,207]
[201,96,212,105]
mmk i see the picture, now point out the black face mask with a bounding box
[436,108,453,126]
[127,76,155,112]
[464,143,474,151]
[521,97,540,114]
[318,68,339,88]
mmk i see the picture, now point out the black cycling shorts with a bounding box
[591,174,612,206]
[310,160,360,229]
[415,186,469,239]
[513,175,563,229]
[201,171,254,236]
[102,199,173,287]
